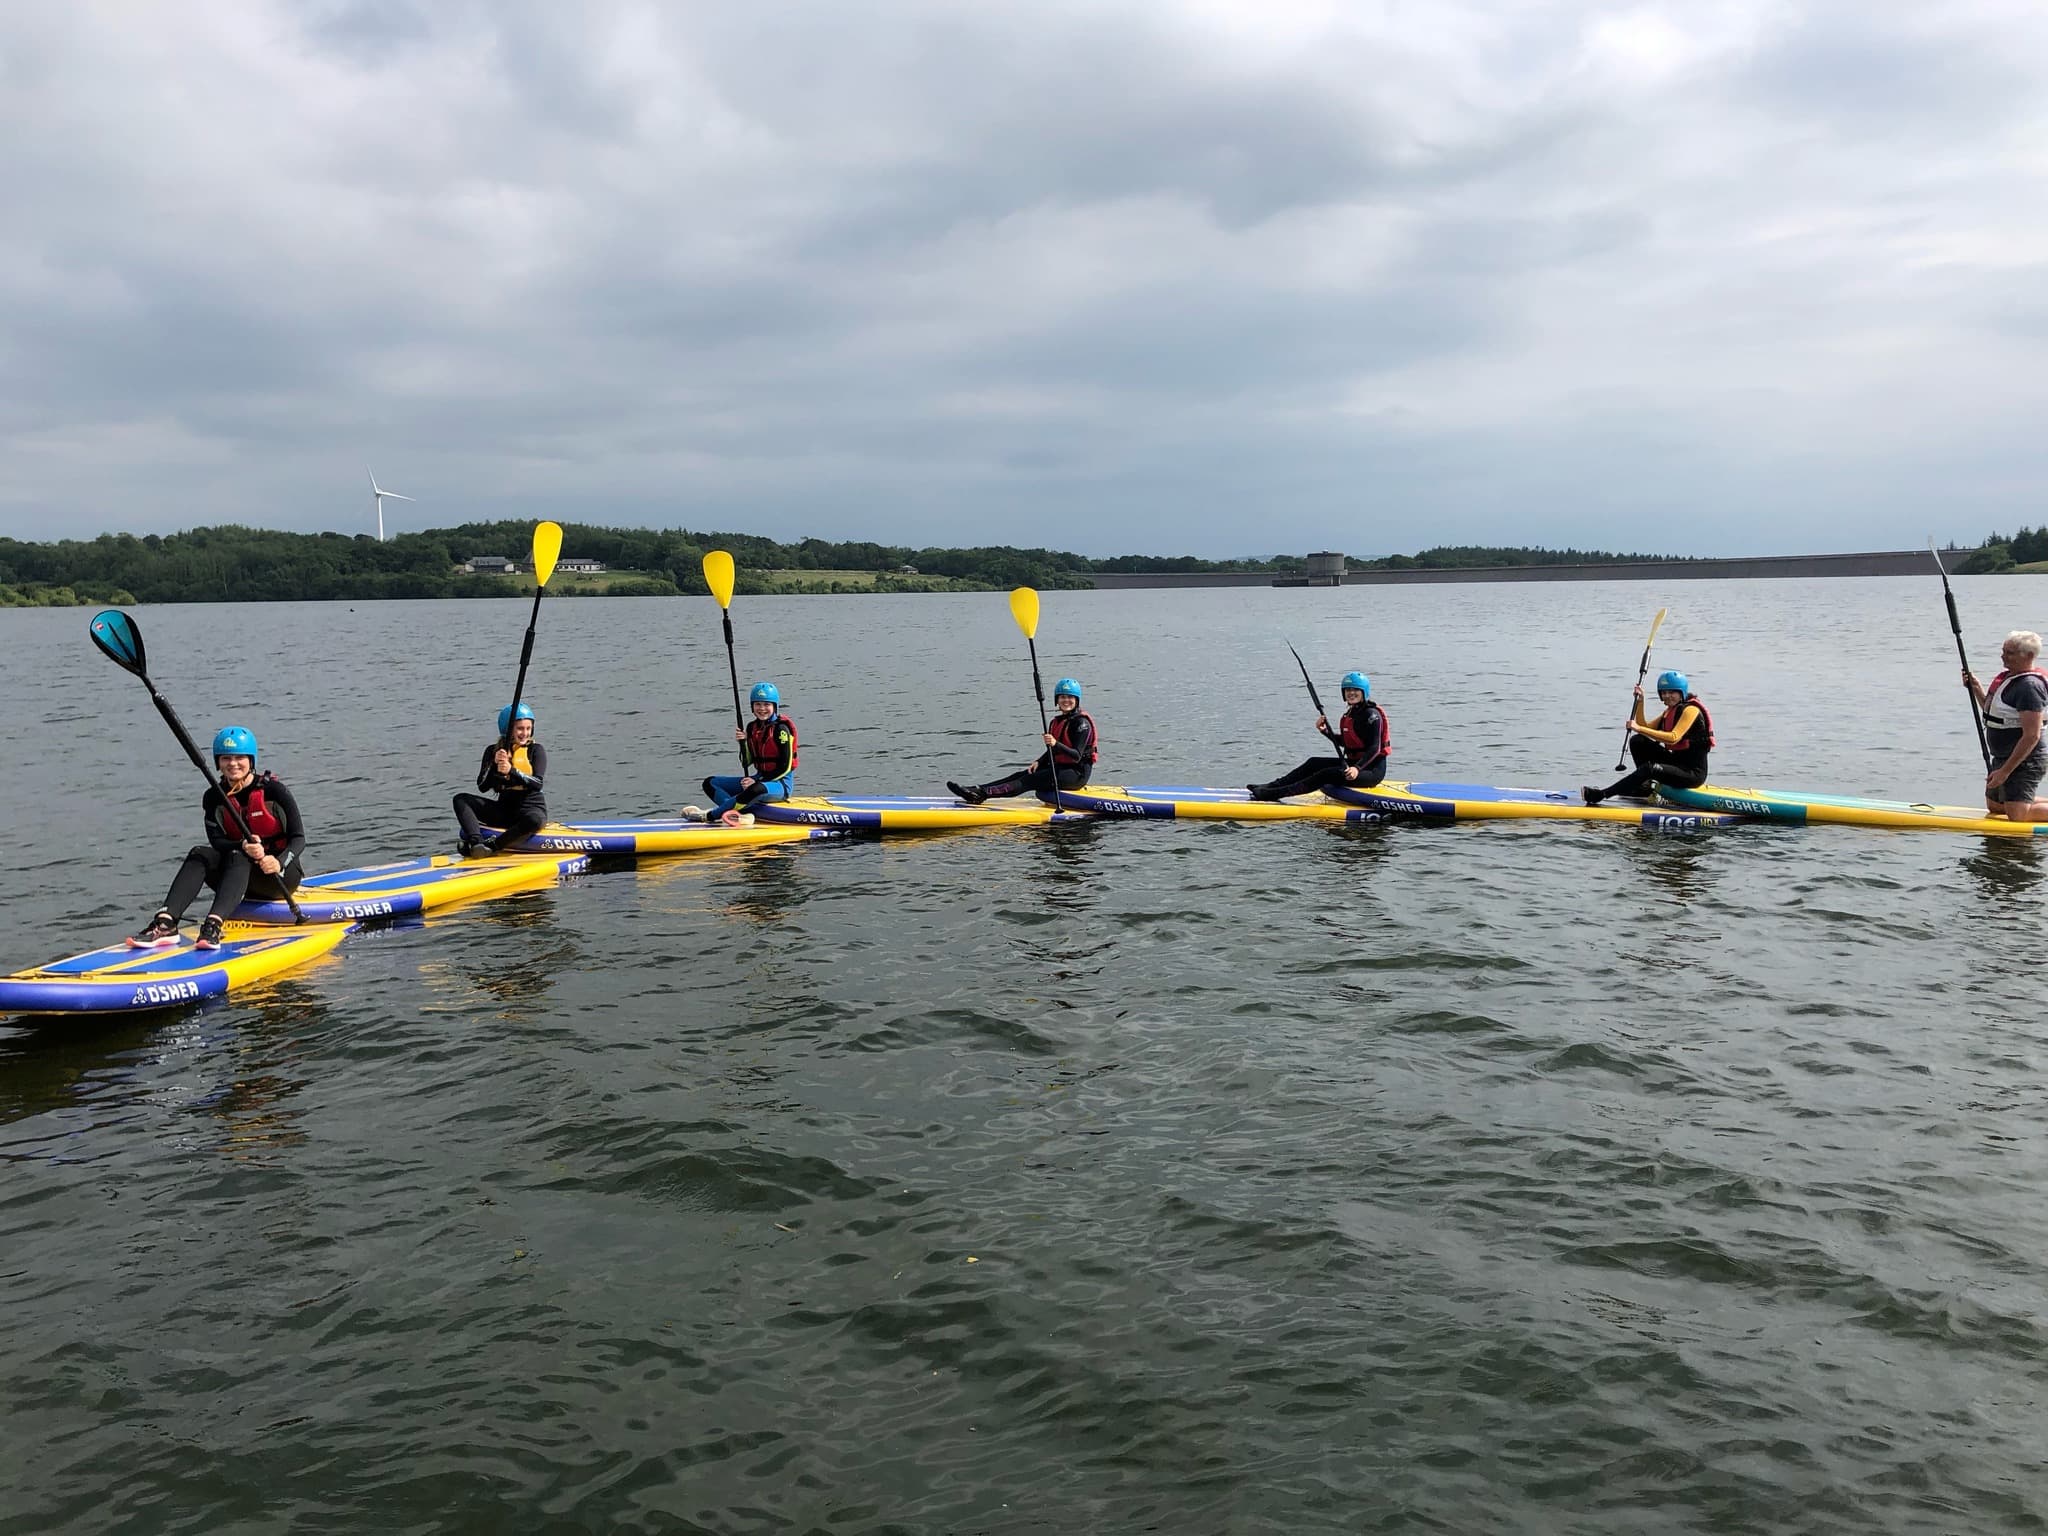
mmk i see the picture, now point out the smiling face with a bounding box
[508,717,534,745]
[1341,686,1364,706]
[1054,693,1079,713]
[215,754,254,787]
[751,700,776,720]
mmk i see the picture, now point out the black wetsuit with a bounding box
[1255,701,1388,798]
[971,710,1096,800]
[454,741,548,852]
[162,775,307,922]
[1596,698,1712,800]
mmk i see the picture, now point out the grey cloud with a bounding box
[2,1,2046,556]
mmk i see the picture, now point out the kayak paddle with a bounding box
[88,609,305,923]
[1287,641,1347,754]
[1008,586,1062,814]
[702,550,749,772]
[502,520,564,747]
[1930,538,1993,770]
[1615,608,1669,771]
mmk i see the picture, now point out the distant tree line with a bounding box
[1961,528,2048,573]
[0,522,1690,605]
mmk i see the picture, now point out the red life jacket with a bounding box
[1984,668,2048,732]
[1339,702,1389,763]
[217,773,288,853]
[1049,709,1099,764]
[1654,696,1715,752]
[746,714,798,779]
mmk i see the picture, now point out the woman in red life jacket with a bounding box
[1249,670,1387,800]
[455,702,549,855]
[1583,669,1714,804]
[127,726,307,952]
[1964,629,2048,820]
[948,678,1095,805]
[682,681,798,827]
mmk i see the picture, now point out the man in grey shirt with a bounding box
[1965,629,2048,820]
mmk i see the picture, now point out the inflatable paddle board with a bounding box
[232,850,590,924]
[755,794,1098,830]
[1058,785,1373,822]
[517,818,845,856]
[1658,784,2048,836]
[0,923,350,1017]
[1329,780,1753,829]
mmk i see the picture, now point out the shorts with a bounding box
[1989,752,2046,805]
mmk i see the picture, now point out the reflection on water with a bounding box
[1960,836,2047,901]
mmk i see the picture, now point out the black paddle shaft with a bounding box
[502,584,546,749]
[1615,640,1658,772]
[1025,636,1062,814]
[1288,642,1346,753]
[721,608,748,772]
[146,682,305,924]
[1931,545,1994,770]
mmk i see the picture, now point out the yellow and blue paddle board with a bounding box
[755,794,1098,831]
[1659,784,2048,836]
[518,818,846,855]
[1058,785,1375,822]
[1330,781,1753,829]
[234,850,591,923]
[0,923,350,1016]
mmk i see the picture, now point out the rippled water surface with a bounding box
[4,578,2047,1534]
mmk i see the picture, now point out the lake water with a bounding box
[3,576,2046,1534]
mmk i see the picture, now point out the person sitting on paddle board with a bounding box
[1964,629,2048,821]
[1248,671,1387,800]
[127,726,307,952]
[1583,670,1713,804]
[685,681,798,827]
[947,678,1096,805]
[454,703,548,855]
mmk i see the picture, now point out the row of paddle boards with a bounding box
[5,781,2038,1020]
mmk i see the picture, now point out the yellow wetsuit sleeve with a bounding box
[1635,704,1698,746]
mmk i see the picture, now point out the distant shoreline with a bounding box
[1090,548,1980,589]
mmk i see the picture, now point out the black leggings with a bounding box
[454,793,546,851]
[981,763,1090,801]
[163,845,304,922]
[1599,736,1709,800]
[1264,755,1387,796]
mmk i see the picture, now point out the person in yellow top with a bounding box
[1584,670,1715,805]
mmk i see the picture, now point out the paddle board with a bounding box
[517,818,846,856]
[0,923,350,1017]
[232,850,590,923]
[755,794,1099,830]
[1658,784,2048,836]
[1057,785,1379,822]
[1329,781,1753,829]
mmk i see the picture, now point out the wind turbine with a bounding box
[368,469,414,541]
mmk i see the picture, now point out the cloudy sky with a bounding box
[3,1,2045,557]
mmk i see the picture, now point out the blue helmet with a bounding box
[212,725,258,764]
[749,681,780,706]
[1656,670,1689,696]
[497,701,535,735]
[1053,677,1082,702]
[1340,671,1370,698]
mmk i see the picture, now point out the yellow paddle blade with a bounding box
[1008,586,1040,640]
[1643,607,1668,649]
[703,550,736,609]
[532,521,564,587]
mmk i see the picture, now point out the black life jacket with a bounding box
[746,714,798,779]
[217,773,289,854]
[1339,702,1389,765]
[1049,709,1099,765]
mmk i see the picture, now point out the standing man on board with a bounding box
[1964,630,2048,821]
